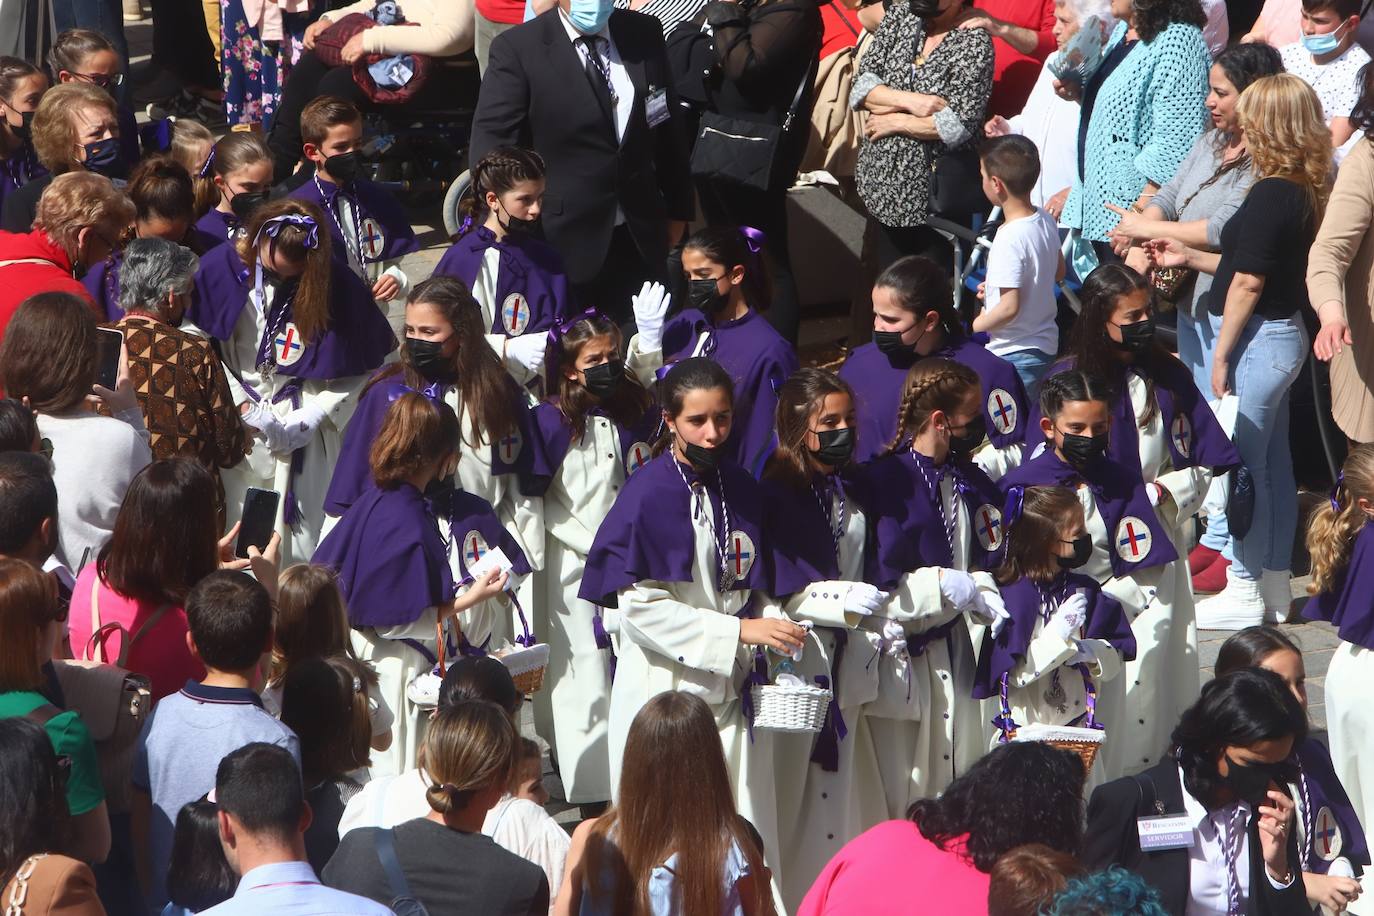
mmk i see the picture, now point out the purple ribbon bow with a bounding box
[1331,471,1345,514]
[257,213,320,250]
[545,307,604,349]
[739,225,766,255]
[1003,484,1026,532]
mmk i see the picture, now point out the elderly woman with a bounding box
[850,0,994,269]
[0,82,121,234]
[983,0,1115,214]
[1062,0,1210,263]
[109,237,248,525]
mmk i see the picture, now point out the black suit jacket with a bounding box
[1081,759,1310,915]
[470,9,693,285]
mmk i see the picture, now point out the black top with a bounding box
[322,818,549,916]
[1209,177,1316,320]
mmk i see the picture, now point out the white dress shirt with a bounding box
[559,10,635,143]
[1180,767,1294,916]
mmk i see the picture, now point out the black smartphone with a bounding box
[234,488,280,559]
[95,327,123,391]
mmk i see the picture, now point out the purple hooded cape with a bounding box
[1294,736,1370,875]
[432,227,571,338]
[1303,522,1374,649]
[84,253,125,321]
[760,471,867,598]
[840,337,1030,465]
[526,399,661,496]
[971,572,1136,700]
[436,487,533,580]
[322,370,538,516]
[195,208,239,250]
[0,146,43,216]
[312,483,453,628]
[1000,446,1178,577]
[290,177,419,270]
[1024,357,1240,474]
[578,451,771,607]
[860,450,1006,590]
[190,241,395,382]
[661,307,798,476]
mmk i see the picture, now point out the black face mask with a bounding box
[6,106,33,142]
[682,440,720,471]
[873,330,908,355]
[688,278,727,313]
[324,150,362,184]
[948,415,987,456]
[1059,431,1109,471]
[405,337,458,383]
[1057,533,1093,569]
[1113,318,1156,354]
[230,190,270,222]
[581,360,623,399]
[498,202,539,236]
[907,0,942,18]
[1225,756,1281,809]
[813,427,855,467]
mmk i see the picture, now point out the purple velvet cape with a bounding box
[578,450,771,607]
[971,572,1136,700]
[289,176,419,268]
[0,145,43,216]
[526,400,662,496]
[1000,446,1178,578]
[190,241,396,381]
[87,227,223,321]
[840,337,1030,465]
[1303,522,1374,650]
[661,307,798,475]
[761,471,866,598]
[1294,736,1370,874]
[432,227,572,338]
[195,208,239,250]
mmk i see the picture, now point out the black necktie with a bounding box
[576,36,615,127]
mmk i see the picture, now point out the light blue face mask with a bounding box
[1301,21,1347,55]
[568,0,613,33]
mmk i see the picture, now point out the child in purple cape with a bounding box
[432,147,572,392]
[972,485,1134,790]
[1216,626,1369,911]
[627,228,798,476]
[528,310,656,807]
[0,59,47,219]
[758,368,890,911]
[313,392,509,777]
[858,358,1009,815]
[196,132,274,251]
[839,255,1029,479]
[579,358,808,900]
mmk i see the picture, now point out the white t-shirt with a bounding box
[1280,40,1371,124]
[981,207,1060,358]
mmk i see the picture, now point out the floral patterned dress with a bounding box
[221,0,313,130]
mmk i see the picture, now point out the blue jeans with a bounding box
[1222,314,1307,580]
[1000,347,1055,398]
[1177,307,1230,551]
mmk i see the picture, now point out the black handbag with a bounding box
[928,143,986,222]
[689,65,811,192]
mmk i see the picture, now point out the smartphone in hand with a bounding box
[234,488,280,559]
[95,327,123,392]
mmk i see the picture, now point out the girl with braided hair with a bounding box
[858,357,1009,814]
[433,146,573,391]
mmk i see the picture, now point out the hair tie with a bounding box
[739,225,766,255]
[545,307,604,350]
[457,213,473,236]
[1003,484,1026,532]
[256,213,319,250]
[198,147,215,179]
[1331,470,1345,514]
[351,675,362,693]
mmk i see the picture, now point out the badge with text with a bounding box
[645,87,670,128]
[1137,815,1195,851]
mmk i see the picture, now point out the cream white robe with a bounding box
[1325,642,1374,915]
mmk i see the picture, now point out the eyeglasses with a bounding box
[72,71,124,89]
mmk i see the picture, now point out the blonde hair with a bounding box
[1238,73,1333,221]
[1307,444,1374,595]
[422,701,517,815]
[30,82,115,173]
[170,119,218,217]
[882,357,980,457]
[34,171,135,252]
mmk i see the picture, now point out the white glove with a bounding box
[881,618,907,656]
[1146,482,1163,507]
[843,583,888,617]
[938,569,979,612]
[977,588,1012,639]
[631,280,670,353]
[241,400,289,455]
[1048,592,1088,642]
[1067,640,1096,667]
[504,334,547,376]
[278,403,328,454]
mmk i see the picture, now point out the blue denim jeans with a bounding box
[1177,307,1229,551]
[1000,347,1055,398]
[1221,314,1307,580]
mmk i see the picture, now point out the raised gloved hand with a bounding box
[843,583,889,617]
[631,280,671,353]
[278,403,328,454]
[938,568,979,612]
[1048,592,1088,642]
[241,400,289,455]
[975,588,1012,639]
[504,334,547,376]
[881,618,907,657]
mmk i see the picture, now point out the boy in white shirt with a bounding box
[973,134,1065,394]
[1279,0,1368,151]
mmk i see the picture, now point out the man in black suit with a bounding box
[470,0,693,324]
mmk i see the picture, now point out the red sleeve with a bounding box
[1033,0,1056,60]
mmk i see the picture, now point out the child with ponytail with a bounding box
[527,310,656,808]
[859,357,1009,814]
[433,146,572,389]
[972,485,1134,787]
[1001,369,1191,780]
[169,119,217,219]
[196,131,273,248]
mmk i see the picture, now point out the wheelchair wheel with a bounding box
[442,169,473,238]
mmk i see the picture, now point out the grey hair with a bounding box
[118,237,199,314]
[1057,0,1114,29]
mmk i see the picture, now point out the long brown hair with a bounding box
[762,368,855,490]
[236,198,333,343]
[882,358,979,457]
[1307,444,1374,595]
[0,291,97,414]
[369,392,461,489]
[585,692,771,915]
[553,313,652,441]
[0,558,59,692]
[269,564,360,686]
[994,486,1082,585]
[280,654,374,783]
[367,276,519,448]
[650,358,735,456]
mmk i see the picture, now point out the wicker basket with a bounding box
[1011,723,1105,773]
[495,643,550,695]
[750,682,832,733]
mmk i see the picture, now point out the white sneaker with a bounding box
[1195,566,1265,631]
[1260,569,1293,624]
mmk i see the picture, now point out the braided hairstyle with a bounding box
[458,146,546,238]
[881,357,979,457]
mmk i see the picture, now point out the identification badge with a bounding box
[646,88,670,128]
[1137,815,1195,851]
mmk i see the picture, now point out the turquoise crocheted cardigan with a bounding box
[1063,20,1210,241]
